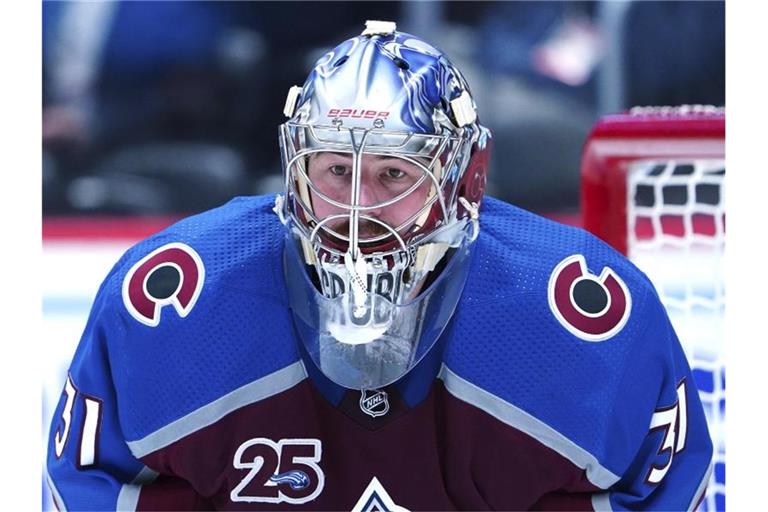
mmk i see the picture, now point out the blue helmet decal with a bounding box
[293,31,476,134]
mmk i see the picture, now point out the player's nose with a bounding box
[357,176,384,217]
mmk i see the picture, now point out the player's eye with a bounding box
[328,164,349,177]
[384,167,407,180]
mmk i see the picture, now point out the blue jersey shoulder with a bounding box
[463,196,655,306]
[90,195,302,442]
[117,195,285,297]
[446,197,669,462]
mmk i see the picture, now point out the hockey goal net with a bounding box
[581,105,725,511]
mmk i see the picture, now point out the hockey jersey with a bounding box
[46,195,713,511]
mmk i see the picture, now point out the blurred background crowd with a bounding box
[42,0,725,219]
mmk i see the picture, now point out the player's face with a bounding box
[307,152,432,238]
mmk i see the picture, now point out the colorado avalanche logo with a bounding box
[121,242,205,327]
[547,254,631,342]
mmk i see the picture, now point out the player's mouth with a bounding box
[330,219,391,241]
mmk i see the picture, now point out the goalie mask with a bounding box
[276,21,491,390]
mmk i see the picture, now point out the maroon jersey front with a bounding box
[135,357,599,511]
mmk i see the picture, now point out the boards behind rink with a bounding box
[581,105,726,512]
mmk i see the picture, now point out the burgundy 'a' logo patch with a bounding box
[121,242,205,327]
[547,254,631,342]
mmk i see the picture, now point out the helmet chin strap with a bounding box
[458,197,480,242]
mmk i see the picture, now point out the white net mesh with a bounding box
[627,158,725,511]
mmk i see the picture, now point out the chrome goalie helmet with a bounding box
[276,20,491,390]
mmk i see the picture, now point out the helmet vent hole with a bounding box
[393,57,410,70]
[334,56,349,67]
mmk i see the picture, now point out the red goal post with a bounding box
[581,105,724,255]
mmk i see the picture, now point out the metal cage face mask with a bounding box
[274,21,491,389]
[280,122,473,253]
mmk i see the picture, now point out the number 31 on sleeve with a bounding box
[646,379,689,484]
[53,375,103,468]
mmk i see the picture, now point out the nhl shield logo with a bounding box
[359,389,389,418]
